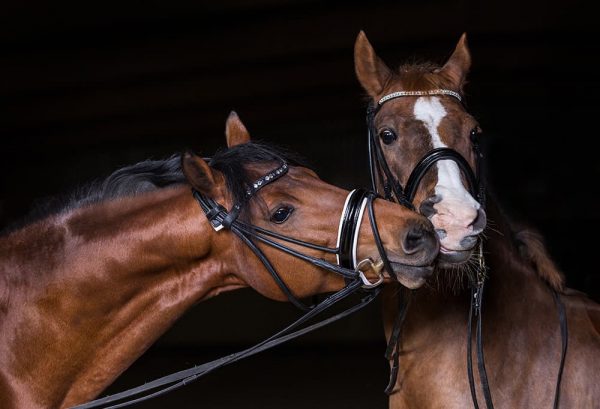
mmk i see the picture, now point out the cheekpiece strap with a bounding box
[194,191,227,232]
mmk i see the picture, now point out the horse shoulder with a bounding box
[555,289,600,406]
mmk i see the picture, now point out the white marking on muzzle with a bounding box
[413,97,480,241]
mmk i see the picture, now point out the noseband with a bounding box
[74,156,397,409]
[368,89,566,409]
[366,89,484,207]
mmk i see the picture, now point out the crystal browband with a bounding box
[378,89,462,105]
[245,162,288,197]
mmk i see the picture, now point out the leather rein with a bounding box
[366,89,568,409]
[72,155,397,409]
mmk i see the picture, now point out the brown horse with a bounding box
[354,32,600,408]
[0,112,439,409]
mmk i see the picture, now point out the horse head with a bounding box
[354,32,486,268]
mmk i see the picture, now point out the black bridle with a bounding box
[367,90,483,207]
[367,89,567,409]
[72,155,397,409]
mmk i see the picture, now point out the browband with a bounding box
[378,89,462,105]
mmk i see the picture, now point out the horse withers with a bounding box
[0,112,438,409]
[355,32,600,408]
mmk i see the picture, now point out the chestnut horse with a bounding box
[354,32,600,408]
[0,112,439,409]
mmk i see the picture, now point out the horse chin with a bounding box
[389,262,434,289]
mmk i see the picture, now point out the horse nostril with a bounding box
[419,195,441,218]
[402,224,434,255]
[469,208,487,235]
[435,229,447,240]
[459,208,486,249]
[460,235,478,248]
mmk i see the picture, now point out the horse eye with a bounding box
[379,128,397,145]
[270,206,294,224]
[470,127,482,143]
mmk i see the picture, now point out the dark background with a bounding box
[1,1,598,407]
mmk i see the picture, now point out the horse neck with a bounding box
[406,199,556,327]
[0,186,245,408]
[479,199,558,320]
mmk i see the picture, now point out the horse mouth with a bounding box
[389,262,435,289]
[439,246,474,265]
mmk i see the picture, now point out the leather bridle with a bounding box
[367,89,484,207]
[72,154,398,409]
[367,89,567,409]
[194,164,390,308]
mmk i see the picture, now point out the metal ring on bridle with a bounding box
[356,258,385,289]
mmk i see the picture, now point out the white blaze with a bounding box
[413,97,480,245]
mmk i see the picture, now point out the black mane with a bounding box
[1,142,306,235]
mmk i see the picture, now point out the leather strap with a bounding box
[404,147,480,204]
[383,288,411,395]
[551,289,569,409]
[72,280,380,409]
[337,189,369,270]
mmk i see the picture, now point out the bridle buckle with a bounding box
[211,222,225,232]
[356,258,385,289]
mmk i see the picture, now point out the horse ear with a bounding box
[225,111,251,147]
[181,151,217,196]
[354,30,393,97]
[438,33,471,90]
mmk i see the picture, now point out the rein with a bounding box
[366,89,567,408]
[72,156,394,409]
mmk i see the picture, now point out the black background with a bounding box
[1,1,598,407]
